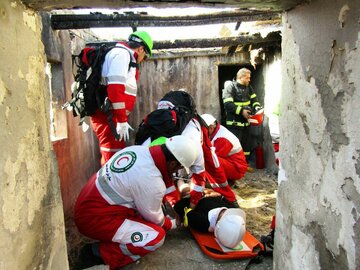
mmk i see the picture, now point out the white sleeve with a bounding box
[102,48,130,85]
[182,120,205,174]
[131,176,166,226]
[142,137,151,146]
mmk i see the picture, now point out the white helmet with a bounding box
[201,113,217,127]
[215,208,246,249]
[165,135,197,173]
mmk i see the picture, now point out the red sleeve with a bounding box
[163,188,180,208]
[162,216,173,232]
[189,172,205,206]
[213,137,233,158]
[107,84,136,123]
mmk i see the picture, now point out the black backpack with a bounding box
[62,44,138,126]
[160,90,196,117]
[134,107,193,145]
[135,90,204,145]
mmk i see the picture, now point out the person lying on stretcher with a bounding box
[174,181,246,249]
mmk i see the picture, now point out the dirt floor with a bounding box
[68,168,278,270]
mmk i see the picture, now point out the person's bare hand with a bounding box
[181,186,190,198]
[203,188,222,198]
[242,109,252,119]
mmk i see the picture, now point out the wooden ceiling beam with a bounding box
[154,31,281,49]
[51,10,281,29]
[86,31,281,50]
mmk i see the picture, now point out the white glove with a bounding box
[116,122,133,141]
[165,214,178,230]
[170,218,177,229]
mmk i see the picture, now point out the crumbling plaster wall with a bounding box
[276,0,360,269]
[0,0,68,269]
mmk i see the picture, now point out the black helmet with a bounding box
[160,89,196,115]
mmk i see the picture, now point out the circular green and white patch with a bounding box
[110,151,137,173]
[131,232,143,243]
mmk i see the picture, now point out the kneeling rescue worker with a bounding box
[74,135,198,270]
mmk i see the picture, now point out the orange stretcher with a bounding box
[190,228,264,260]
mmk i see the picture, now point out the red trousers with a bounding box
[218,150,248,181]
[201,131,236,202]
[75,174,166,269]
[91,109,126,165]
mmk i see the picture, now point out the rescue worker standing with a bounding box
[222,68,261,162]
[201,113,248,181]
[74,135,197,270]
[91,31,153,165]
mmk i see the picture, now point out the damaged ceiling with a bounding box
[25,0,305,52]
[22,0,307,12]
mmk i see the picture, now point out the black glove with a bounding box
[254,105,263,113]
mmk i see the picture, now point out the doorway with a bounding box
[218,64,264,125]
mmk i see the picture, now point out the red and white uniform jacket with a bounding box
[210,124,248,180]
[142,119,206,207]
[182,119,206,205]
[183,119,236,205]
[75,145,176,269]
[91,43,139,164]
[155,102,234,205]
[76,145,174,231]
[101,42,139,123]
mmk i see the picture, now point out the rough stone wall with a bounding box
[276,1,360,269]
[0,0,68,269]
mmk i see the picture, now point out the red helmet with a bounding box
[248,108,264,126]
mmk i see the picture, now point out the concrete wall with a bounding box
[276,0,360,269]
[0,0,68,269]
[40,14,102,265]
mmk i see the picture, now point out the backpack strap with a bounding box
[100,45,138,140]
[114,44,139,71]
[100,97,120,141]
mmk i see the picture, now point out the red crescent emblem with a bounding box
[116,156,129,165]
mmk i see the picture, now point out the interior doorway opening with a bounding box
[218,64,264,126]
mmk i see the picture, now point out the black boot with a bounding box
[260,229,275,254]
[72,243,104,270]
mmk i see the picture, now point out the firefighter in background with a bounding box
[74,135,198,270]
[201,113,248,182]
[91,31,153,165]
[222,67,262,163]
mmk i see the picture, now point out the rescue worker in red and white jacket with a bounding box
[74,135,197,270]
[201,113,248,181]
[91,31,153,165]
[156,90,237,209]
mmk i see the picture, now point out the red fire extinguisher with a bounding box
[256,144,265,169]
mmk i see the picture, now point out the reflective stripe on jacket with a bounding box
[222,81,260,127]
